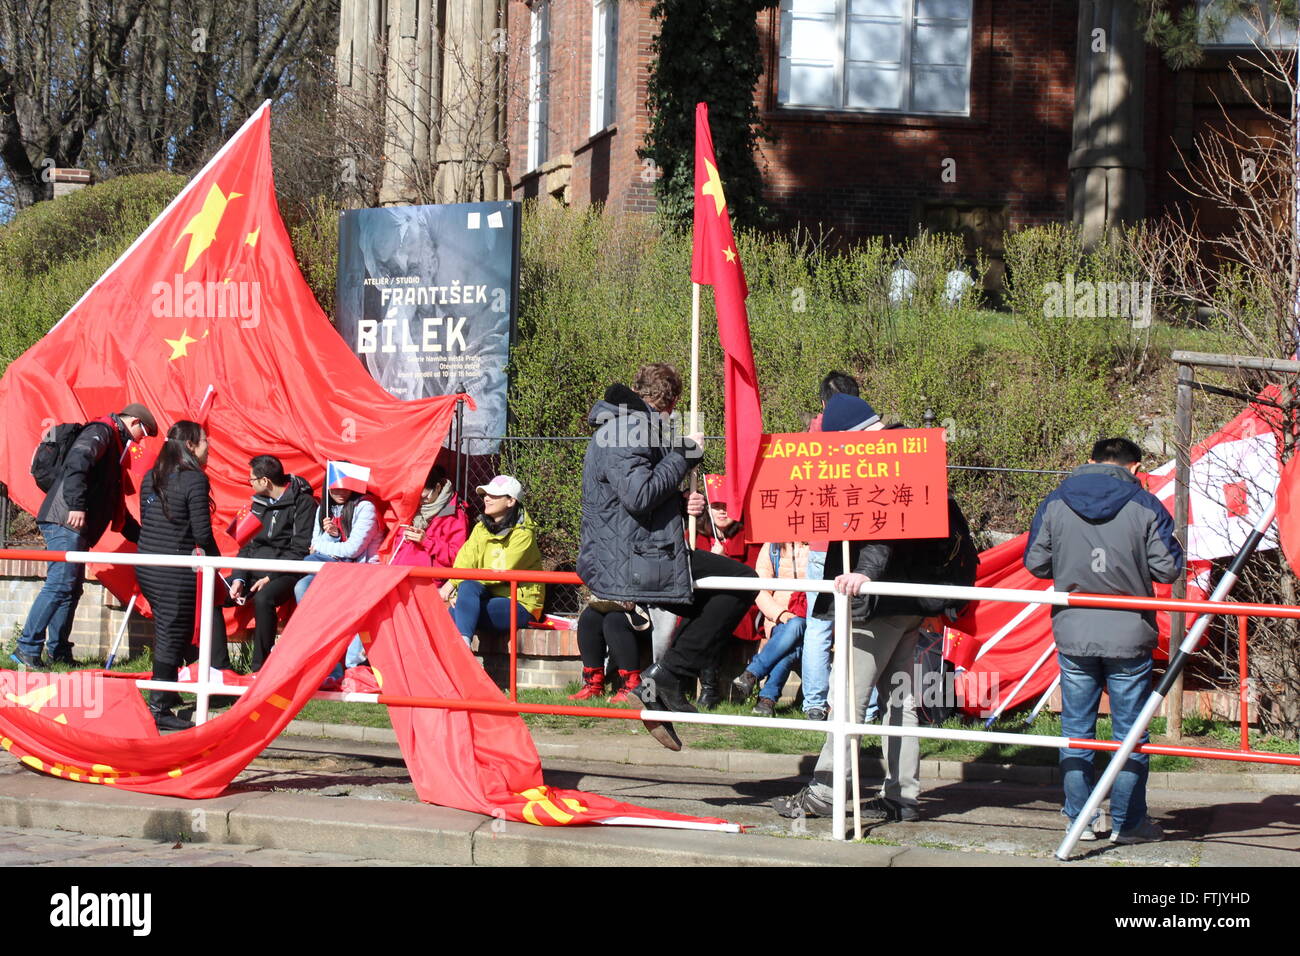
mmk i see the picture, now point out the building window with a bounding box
[528,1,551,170]
[1197,1,1297,48]
[590,0,619,135]
[777,0,972,115]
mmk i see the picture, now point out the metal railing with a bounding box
[2,545,1300,855]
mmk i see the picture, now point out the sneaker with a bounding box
[804,707,828,722]
[861,796,920,822]
[10,650,47,670]
[771,786,833,819]
[752,697,776,717]
[1111,818,1164,845]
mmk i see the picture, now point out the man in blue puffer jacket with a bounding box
[578,363,758,750]
[1024,436,1184,845]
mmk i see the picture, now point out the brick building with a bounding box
[506,0,1296,269]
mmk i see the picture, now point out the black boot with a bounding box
[697,667,722,710]
[628,662,695,751]
[149,690,194,732]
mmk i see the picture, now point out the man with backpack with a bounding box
[16,404,158,668]
[771,393,978,826]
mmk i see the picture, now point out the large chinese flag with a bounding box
[0,564,734,830]
[691,102,763,520]
[0,102,465,596]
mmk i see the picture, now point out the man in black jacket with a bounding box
[771,394,928,825]
[578,363,757,750]
[15,403,157,668]
[229,455,317,671]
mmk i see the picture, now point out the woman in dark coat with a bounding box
[136,420,229,731]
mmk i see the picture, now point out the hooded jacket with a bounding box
[1025,462,1184,658]
[36,415,141,545]
[577,383,703,604]
[449,506,545,617]
[232,474,318,583]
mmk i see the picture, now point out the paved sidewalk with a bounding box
[0,721,1295,866]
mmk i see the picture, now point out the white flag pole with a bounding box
[689,282,701,547]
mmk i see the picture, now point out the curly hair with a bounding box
[633,363,683,412]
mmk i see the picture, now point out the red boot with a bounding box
[609,669,642,704]
[568,667,606,700]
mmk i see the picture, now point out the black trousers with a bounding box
[137,564,231,706]
[577,606,643,672]
[246,573,300,671]
[657,549,758,681]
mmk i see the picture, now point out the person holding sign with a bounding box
[578,363,758,751]
[771,393,929,825]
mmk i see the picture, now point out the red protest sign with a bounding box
[744,429,948,542]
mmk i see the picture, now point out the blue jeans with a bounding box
[800,549,832,711]
[451,580,533,647]
[19,522,88,661]
[747,617,806,702]
[296,554,367,679]
[1058,651,1152,834]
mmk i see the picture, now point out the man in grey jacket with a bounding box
[1024,437,1184,844]
[578,363,757,751]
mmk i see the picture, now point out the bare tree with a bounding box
[0,0,328,212]
[1134,21,1300,737]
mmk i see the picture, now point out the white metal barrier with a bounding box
[11,549,1300,853]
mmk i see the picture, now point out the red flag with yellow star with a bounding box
[691,102,763,521]
[0,564,735,831]
[0,103,465,604]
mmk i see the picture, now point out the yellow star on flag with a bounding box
[245,227,260,247]
[722,246,737,263]
[165,329,199,360]
[702,158,727,216]
[174,184,244,271]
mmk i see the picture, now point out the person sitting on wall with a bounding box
[443,475,545,647]
[229,455,317,672]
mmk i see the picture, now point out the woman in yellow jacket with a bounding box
[441,475,545,645]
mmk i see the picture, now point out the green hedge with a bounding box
[3,181,1193,562]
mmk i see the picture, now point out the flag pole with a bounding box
[984,642,1054,728]
[689,281,701,546]
[1056,499,1277,859]
[1025,674,1060,725]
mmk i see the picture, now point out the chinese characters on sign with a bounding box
[744,430,949,542]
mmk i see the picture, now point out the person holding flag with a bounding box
[579,365,758,751]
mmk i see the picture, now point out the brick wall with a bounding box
[509,0,1086,242]
[0,560,153,661]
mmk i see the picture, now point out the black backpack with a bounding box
[907,495,980,616]
[30,422,88,492]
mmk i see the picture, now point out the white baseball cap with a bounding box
[477,475,523,500]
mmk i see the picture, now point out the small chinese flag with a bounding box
[691,102,763,521]
[942,625,979,671]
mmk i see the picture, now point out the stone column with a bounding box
[1068,0,1146,245]
[436,0,508,202]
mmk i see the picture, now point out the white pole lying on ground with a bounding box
[1055,501,1277,860]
